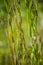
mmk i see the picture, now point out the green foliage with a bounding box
[0,0,42,65]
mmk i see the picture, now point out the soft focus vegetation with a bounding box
[0,0,43,65]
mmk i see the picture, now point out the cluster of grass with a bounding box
[0,0,42,65]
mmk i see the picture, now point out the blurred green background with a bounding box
[0,0,43,65]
